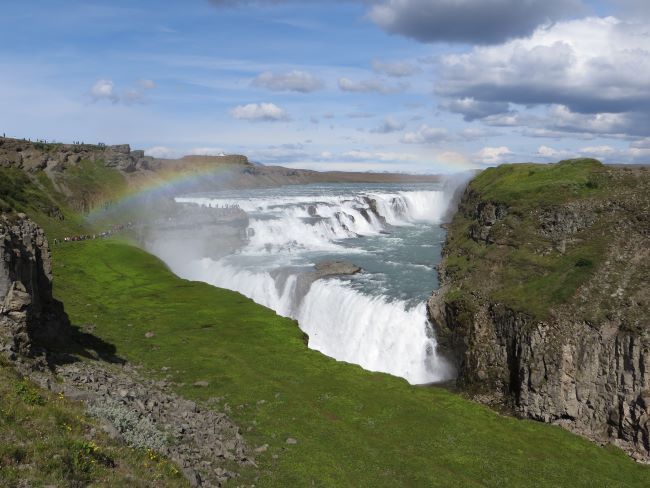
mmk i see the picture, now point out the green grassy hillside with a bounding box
[441,159,648,319]
[50,239,650,487]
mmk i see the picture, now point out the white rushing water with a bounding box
[151,183,456,384]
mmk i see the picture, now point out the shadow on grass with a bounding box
[43,323,125,368]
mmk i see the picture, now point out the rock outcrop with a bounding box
[313,261,362,279]
[429,161,650,460]
[0,137,154,174]
[48,361,252,487]
[0,213,69,357]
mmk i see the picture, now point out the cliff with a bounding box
[0,213,69,357]
[0,138,155,174]
[429,159,650,460]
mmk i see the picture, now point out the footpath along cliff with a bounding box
[429,159,650,460]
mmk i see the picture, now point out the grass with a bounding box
[49,238,650,487]
[470,158,608,209]
[441,159,619,319]
[0,359,186,488]
[0,166,94,239]
[59,159,128,214]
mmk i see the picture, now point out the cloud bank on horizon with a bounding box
[0,0,648,173]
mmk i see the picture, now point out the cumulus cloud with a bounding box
[435,17,650,138]
[536,145,562,158]
[252,70,324,92]
[485,105,650,139]
[475,146,513,165]
[535,142,650,163]
[90,79,118,102]
[230,102,289,121]
[370,116,405,133]
[371,59,420,77]
[401,125,450,144]
[145,146,177,158]
[368,0,584,45]
[338,77,407,94]
[440,97,510,122]
[436,17,650,115]
[90,78,155,104]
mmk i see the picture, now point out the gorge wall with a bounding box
[0,213,69,357]
[429,159,650,460]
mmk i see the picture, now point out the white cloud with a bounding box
[401,125,449,144]
[230,102,289,121]
[475,146,513,165]
[436,17,650,132]
[440,97,510,121]
[252,70,324,93]
[145,146,178,158]
[90,79,155,104]
[90,79,118,102]
[338,77,407,94]
[534,142,650,163]
[537,145,561,158]
[371,59,419,77]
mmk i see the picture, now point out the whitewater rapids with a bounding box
[150,184,455,384]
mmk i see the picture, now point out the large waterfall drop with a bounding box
[148,183,455,384]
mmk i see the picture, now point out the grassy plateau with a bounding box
[441,159,647,320]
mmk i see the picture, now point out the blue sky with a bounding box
[1,0,649,173]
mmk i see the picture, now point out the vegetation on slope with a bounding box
[0,359,185,487]
[50,238,650,487]
[441,159,648,319]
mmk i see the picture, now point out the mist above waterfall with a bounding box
[144,181,467,384]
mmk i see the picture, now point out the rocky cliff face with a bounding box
[429,160,650,460]
[0,213,69,357]
[0,138,154,174]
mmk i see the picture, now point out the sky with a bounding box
[1,0,649,174]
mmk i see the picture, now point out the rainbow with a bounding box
[85,161,241,223]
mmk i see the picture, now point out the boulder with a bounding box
[313,261,361,279]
